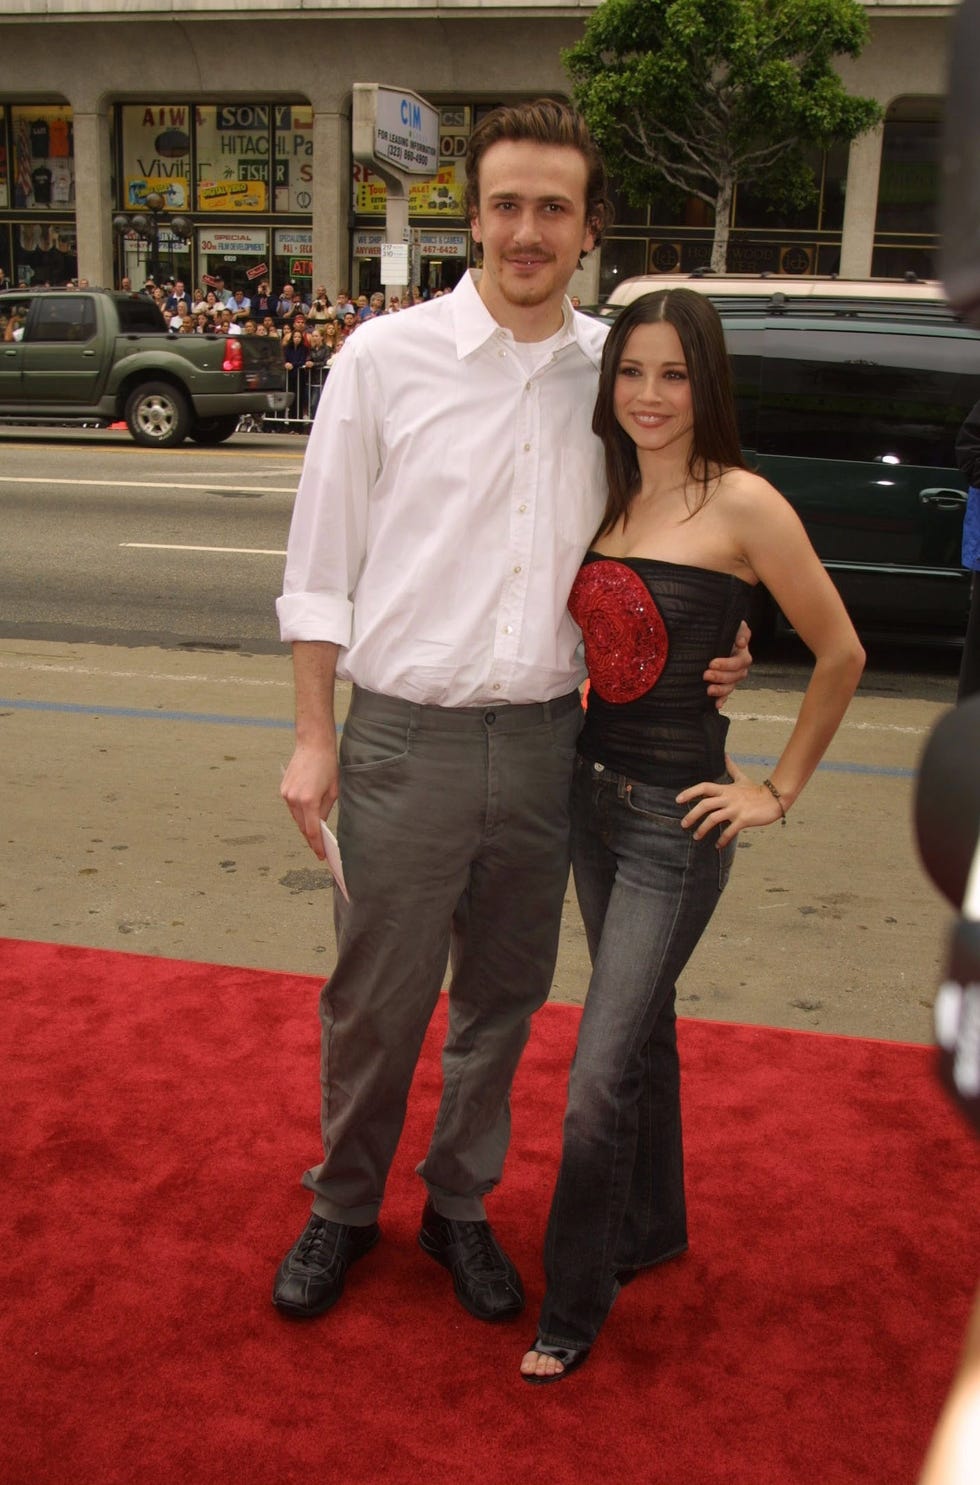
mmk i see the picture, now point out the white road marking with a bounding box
[0,476,296,493]
[119,542,286,555]
[172,468,296,478]
[727,709,929,735]
[0,657,289,687]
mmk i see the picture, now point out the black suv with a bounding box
[590,279,976,639]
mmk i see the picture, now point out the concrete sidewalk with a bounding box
[0,636,954,1043]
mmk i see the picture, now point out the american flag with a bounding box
[15,118,32,208]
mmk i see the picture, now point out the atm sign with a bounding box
[290,258,313,278]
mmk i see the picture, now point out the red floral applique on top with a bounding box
[568,560,669,704]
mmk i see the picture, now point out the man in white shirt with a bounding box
[273,100,749,1326]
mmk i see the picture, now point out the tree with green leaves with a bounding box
[564,0,882,273]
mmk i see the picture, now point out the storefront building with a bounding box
[0,2,955,304]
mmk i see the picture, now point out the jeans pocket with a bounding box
[340,715,411,773]
[623,781,685,829]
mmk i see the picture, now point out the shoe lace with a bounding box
[296,1216,336,1264]
[457,1221,507,1278]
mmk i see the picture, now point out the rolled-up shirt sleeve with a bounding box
[276,338,381,644]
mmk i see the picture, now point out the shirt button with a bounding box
[524,382,531,392]
[523,443,531,452]
[518,503,527,513]
[492,683,501,691]
[513,565,522,574]
[503,625,513,635]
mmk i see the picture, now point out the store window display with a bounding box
[194,103,313,213]
[14,223,77,286]
[11,105,74,210]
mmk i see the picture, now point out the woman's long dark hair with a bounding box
[592,289,746,536]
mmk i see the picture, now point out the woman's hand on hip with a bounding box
[677,756,785,847]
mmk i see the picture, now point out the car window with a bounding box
[26,296,97,344]
[719,324,768,451]
[1,297,33,340]
[116,298,166,333]
[754,323,980,467]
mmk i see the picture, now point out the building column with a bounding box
[72,107,115,288]
[312,108,351,298]
[839,122,885,280]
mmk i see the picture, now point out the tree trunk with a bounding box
[710,176,735,274]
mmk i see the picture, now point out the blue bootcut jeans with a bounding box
[537,756,736,1350]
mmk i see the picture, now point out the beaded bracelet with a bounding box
[762,777,787,825]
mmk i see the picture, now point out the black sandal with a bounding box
[521,1338,591,1385]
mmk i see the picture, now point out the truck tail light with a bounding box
[222,338,243,372]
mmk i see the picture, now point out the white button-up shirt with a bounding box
[277,271,608,706]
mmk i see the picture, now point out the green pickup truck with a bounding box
[0,287,289,447]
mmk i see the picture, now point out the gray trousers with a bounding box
[302,684,583,1225]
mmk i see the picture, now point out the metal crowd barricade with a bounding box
[237,362,330,435]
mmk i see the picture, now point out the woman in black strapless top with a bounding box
[521,290,866,1384]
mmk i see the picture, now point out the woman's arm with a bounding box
[678,475,865,845]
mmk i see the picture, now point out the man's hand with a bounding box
[282,640,341,857]
[704,619,752,708]
[280,741,338,859]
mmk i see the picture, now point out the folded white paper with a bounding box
[319,821,349,902]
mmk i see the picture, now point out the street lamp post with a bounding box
[112,191,192,284]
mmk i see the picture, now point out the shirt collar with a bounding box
[450,269,603,368]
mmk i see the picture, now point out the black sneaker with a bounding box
[418,1200,524,1321]
[272,1214,380,1318]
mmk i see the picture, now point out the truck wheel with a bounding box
[124,381,191,448]
[188,415,240,446]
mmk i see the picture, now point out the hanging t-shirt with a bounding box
[30,118,50,158]
[31,166,53,205]
[50,160,73,205]
[48,118,70,158]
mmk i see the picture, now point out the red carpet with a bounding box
[1,938,977,1485]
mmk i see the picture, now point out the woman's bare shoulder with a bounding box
[715,465,781,501]
[713,466,795,524]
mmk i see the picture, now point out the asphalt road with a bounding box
[0,424,964,694]
[0,427,964,1047]
[0,427,302,651]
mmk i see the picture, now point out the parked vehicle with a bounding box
[0,288,289,447]
[590,276,976,639]
[594,272,950,315]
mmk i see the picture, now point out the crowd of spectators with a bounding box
[140,275,435,340]
[132,274,446,423]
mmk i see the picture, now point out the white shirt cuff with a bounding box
[276,591,353,645]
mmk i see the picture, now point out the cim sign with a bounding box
[357,85,440,178]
